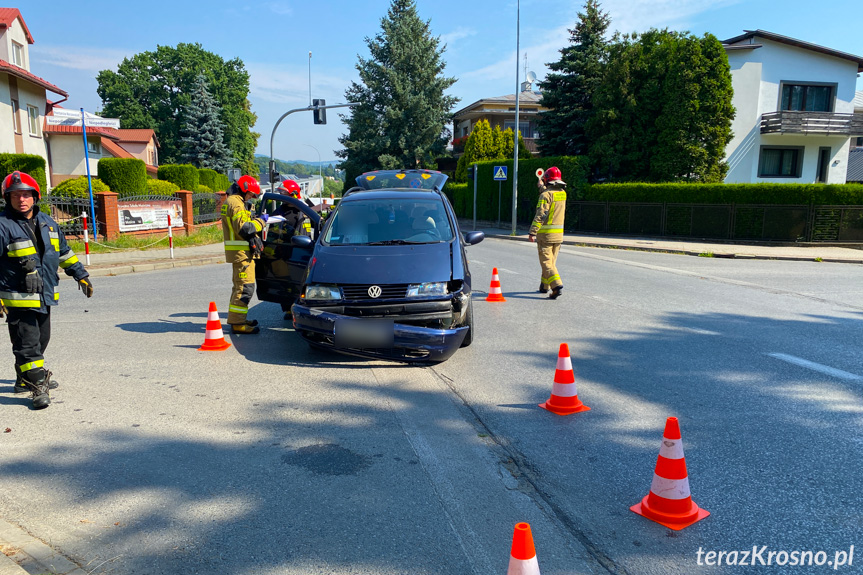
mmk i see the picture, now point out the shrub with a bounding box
[197,184,213,194]
[97,158,147,197]
[198,168,229,192]
[583,183,863,205]
[0,153,47,192]
[146,179,180,195]
[51,176,110,199]
[158,164,199,191]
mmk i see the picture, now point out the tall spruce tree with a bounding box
[179,74,234,173]
[537,0,610,157]
[337,0,458,186]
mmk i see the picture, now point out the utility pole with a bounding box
[308,52,312,107]
[511,0,521,236]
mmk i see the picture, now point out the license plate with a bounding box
[334,318,394,349]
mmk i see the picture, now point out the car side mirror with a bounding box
[464,231,484,245]
[291,235,314,248]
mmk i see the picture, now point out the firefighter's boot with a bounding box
[231,324,260,335]
[549,286,564,300]
[22,368,50,409]
[14,367,58,393]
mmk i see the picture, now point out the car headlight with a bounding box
[406,282,448,297]
[304,285,342,300]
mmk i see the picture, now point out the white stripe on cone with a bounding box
[507,555,540,575]
[556,355,572,371]
[208,311,220,321]
[551,381,578,397]
[649,475,692,500]
[204,329,224,340]
[658,438,685,460]
[490,286,503,294]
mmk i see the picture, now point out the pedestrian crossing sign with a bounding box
[493,166,508,181]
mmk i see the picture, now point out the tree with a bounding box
[537,0,610,157]
[179,74,234,172]
[97,43,260,174]
[588,30,734,182]
[455,121,533,182]
[337,0,458,185]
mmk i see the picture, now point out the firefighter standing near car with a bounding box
[528,166,566,300]
[276,179,312,236]
[222,175,268,334]
[0,171,92,409]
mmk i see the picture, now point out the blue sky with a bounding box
[20,0,863,165]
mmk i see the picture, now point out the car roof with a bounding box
[339,190,443,202]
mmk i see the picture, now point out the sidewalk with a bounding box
[77,243,225,278]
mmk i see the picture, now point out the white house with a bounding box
[0,8,67,174]
[723,30,863,184]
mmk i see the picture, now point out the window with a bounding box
[11,41,23,67]
[504,121,531,136]
[11,99,20,133]
[87,140,100,155]
[856,137,863,149]
[27,105,40,137]
[780,84,834,112]
[759,147,803,178]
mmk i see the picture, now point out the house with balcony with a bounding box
[451,85,546,156]
[723,30,863,184]
[0,8,68,173]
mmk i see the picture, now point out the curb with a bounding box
[0,518,85,575]
[65,256,225,279]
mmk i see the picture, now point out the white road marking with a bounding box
[766,353,863,381]
[470,260,485,265]
[682,328,722,336]
[497,268,520,275]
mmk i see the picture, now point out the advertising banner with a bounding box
[118,201,184,232]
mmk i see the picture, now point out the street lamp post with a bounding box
[302,143,322,201]
[511,0,521,236]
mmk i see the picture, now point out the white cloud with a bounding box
[246,62,355,106]
[265,2,293,16]
[439,27,477,48]
[29,45,131,73]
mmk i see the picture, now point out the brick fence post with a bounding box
[215,191,227,215]
[175,190,195,236]
[95,191,119,240]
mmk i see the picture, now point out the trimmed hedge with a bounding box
[146,179,180,195]
[197,184,213,194]
[51,176,109,199]
[198,168,229,192]
[158,164,199,191]
[98,158,147,198]
[0,154,47,193]
[584,183,863,205]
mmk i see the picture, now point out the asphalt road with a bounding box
[2,237,863,574]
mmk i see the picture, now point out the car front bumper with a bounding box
[291,303,468,363]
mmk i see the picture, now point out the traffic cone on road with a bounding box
[486,268,506,302]
[539,343,590,415]
[507,522,541,575]
[630,417,709,531]
[198,302,231,351]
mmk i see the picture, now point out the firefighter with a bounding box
[528,166,566,300]
[275,179,312,236]
[221,175,268,334]
[0,171,92,409]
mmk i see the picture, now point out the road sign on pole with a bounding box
[493,166,508,181]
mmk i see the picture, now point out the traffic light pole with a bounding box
[268,102,358,193]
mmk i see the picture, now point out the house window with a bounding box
[11,41,23,67]
[87,140,101,155]
[11,99,20,133]
[856,137,863,149]
[504,121,531,137]
[780,84,833,112]
[759,147,803,178]
[27,105,40,137]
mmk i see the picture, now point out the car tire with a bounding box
[460,298,474,347]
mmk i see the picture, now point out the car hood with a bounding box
[310,243,452,285]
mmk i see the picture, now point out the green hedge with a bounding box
[0,154,47,193]
[197,184,213,194]
[51,176,109,199]
[146,179,180,195]
[198,169,229,192]
[584,183,863,205]
[158,164,199,191]
[97,158,146,197]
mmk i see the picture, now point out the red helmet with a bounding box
[277,179,302,199]
[543,166,562,183]
[2,171,41,201]
[237,175,261,196]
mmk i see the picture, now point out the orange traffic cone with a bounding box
[630,417,709,530]
[507,522,540,575]
[198,301,231,351]
[539,343,590,415]
[486,267,506,302]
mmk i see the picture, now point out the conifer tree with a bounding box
[179,74,234,173]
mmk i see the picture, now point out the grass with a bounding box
[814,257,823,262]
[697,252,715,258]
[68,224,223,254]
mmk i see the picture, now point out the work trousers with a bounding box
[6,307,51,376]
[537,242,563,289]
[228,255,256,325]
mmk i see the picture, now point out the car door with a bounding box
[254,192,321,307]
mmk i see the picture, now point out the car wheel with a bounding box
[460,298,474,347]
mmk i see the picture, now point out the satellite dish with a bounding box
[526,71,537,83]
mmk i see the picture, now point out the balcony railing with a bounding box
[761,111,863,135]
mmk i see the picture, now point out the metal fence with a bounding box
[191,192,220,224]
[568,201,863,243]
[0,196,96,236]
[118,195,179,203]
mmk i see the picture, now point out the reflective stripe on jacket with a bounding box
[529,182,567,243]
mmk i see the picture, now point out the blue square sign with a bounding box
[493,166,508,181]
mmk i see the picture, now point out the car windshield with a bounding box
[324,198,453,245]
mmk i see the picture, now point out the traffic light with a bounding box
[467,165,475,180]
[313,99,327,125]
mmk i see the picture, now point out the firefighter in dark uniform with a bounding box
[275,179,312,236]
[0,171,92,409]
[221,175,268,334]
[528,166,566,300]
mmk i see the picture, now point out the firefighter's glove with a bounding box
[259,213,269,223]
[249,236,264,259]
[23,270,42,293]
[77,277,94,298]
[0,301,7,318]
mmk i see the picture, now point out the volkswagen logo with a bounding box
[368,285,382,298]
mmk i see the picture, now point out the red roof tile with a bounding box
[0,59,66,96]
[100,139,133,159]
[0,8,33,44]
[112,129,158,145]
[43,122,120,140]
